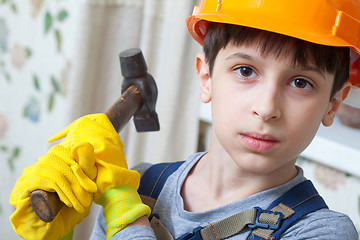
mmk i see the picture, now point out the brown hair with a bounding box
[203,22,349,99]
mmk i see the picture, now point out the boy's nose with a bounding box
[251,85,281,121]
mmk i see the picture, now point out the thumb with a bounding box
[72,142,97,180]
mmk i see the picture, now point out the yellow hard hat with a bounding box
[186,0,360,86]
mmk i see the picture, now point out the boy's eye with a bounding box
[291,78,313,89]
[235,66,257,78]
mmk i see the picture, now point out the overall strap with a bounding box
[138,162,328,240]
[247,180,328,240]
[138,161,185,240]
[138,161,185,199]
[176,180,328,240]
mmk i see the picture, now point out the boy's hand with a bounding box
[51,113,151,239]
[9,140,96,239]
[10,114,150,240]
[46,113,141,200]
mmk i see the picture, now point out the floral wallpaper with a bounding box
[0,0,78,238]
[0,3,21,173]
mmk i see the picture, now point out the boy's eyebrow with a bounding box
[227,52,327,79]
[226,52,254,61]
[291,65,326,78]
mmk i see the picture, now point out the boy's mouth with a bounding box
[240,133,280,152]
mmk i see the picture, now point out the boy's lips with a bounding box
[240,133,280,152]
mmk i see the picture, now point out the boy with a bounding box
[10,0,360,239]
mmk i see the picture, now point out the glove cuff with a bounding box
[97,185,151,240]
[94,166,141,201]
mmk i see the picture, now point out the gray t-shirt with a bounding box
[90,152,358,239]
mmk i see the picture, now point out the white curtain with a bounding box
[67,0,202,238]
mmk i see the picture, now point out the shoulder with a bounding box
[132,162,153,176]
[283,208,358,239]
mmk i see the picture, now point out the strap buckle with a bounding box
[248,207,283,231]
[177,227,203,240]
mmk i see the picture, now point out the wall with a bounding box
[297,156,360,236]
[0,0,79,238]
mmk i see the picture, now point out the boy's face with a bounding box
[196,42,347,176]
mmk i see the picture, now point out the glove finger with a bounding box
[72,142,97,180]
[44,144,95,212]
[48,123,73,143]
[71,164,97,193]
[11,162,76,209]
[23,150,87,212]
[16,173,90,214]
[40,153,91,212]
[64,173,93,209]
[71,144,98,198]
[36,167,87,213]
[48,114,95,143]
[9,163,73,207]
[48,145,96,210]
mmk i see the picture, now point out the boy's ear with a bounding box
[196,53,212,103]
[322,82,351,126]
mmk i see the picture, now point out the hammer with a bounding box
[30,48,159,223]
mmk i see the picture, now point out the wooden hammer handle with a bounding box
[30,85,142,222]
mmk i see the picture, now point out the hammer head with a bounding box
[119,48,160,132]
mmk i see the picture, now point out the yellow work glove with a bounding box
[97,185,151,240]
[48,113,151,239]
[10,114,150,240]
[9,142,97,240]
[47,114,151,239]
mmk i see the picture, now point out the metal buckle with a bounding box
[248,207,283,231]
